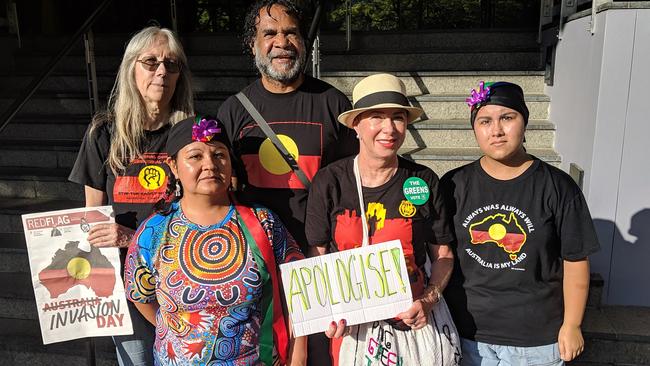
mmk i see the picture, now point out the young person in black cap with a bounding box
[123,116,306,365]
[441,81,600,365]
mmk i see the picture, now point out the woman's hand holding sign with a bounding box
[325,319,349,339]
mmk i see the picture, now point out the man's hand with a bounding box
[395,293,437,330]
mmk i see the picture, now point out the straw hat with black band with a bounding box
[338,73,424,128]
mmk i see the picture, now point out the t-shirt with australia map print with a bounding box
[69,121,171,232]
[440,157,600,347]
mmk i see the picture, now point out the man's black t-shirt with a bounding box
[440,158,600,347]
[217,75,358,250]
[69,122,171,231]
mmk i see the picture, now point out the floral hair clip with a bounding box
[466,81,491,109]
[192,117,221,142]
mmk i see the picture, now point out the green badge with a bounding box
[403,177,430,205]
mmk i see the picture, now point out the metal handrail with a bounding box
[304,0,323,75]
[0,0,114,134]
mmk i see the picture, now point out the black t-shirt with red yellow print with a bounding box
[305,156,454,298]
[217,76,358,250]
[69,122,171,231]
[440,158,600,347]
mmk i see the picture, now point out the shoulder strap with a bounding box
[235,92,312,189]
[233,199,289,365]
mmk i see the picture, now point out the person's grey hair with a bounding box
[93,26,194,174]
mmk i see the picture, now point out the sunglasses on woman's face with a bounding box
[136,57,181,73]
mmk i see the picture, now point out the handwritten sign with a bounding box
[279,240,412,337]
[22,206,133,344]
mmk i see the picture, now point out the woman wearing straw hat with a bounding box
[124,116,307,365]
[440,81,599,365]
[305,73,461,366]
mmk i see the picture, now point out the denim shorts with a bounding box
[460,337,564,366]
[113,300,155,366]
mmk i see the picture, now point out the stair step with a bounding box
[1,94,549,122]
[576,306,650,365]
[324,30,539,52]
[0,272,33,301]
[406,94,549,120]
[0,247,30,273]
[10,48,541,74]
[0,319,116,364]
[405,119,554,149]
[400,147,560,175]
[0,71,546,97]
[320,51,542,72]
[322,71,546,95]
[0,115,89,140]
[0,72,258,96]
[0,198,84,232]
[11,30,538,55]
[0,91,231,115]
[0,174,82,200]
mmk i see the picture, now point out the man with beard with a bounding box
[217,0,357,251]
[217,3,356,364]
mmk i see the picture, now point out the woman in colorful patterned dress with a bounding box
[124,116,306,365]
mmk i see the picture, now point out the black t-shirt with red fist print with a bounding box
[305,156,454,298]
[69,121,171,231]
[440,158,600,347]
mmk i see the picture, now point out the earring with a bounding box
[356,134,360,139]
[175,181,182,197]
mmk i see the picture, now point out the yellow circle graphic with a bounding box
[258,135,299,175]
[488,224,507,240]
[398,200,416,218]
[138,165,166,190]
[67,257,91,280]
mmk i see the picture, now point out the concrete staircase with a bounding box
[0,29,574,363]
[321,71,558,173]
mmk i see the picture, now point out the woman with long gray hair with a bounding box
[69,26,193,365]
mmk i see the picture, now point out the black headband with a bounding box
[470,82,529,127]
[353,91,410,109]
[166,116,232,157]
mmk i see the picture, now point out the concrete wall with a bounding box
[547,8,650,306]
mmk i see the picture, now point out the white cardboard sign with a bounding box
[21,206,133,344]
[279,240,412,337]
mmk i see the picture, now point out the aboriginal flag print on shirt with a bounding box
[113,152,169,204]
[469,212,527,260]
[239,121,322,190]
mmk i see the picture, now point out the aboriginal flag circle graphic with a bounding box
[178,222,248,285]
[67,257,91,279]
[38,241,116,298]
[258,135,299,175]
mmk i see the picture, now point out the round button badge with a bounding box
[402,177,430,205]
